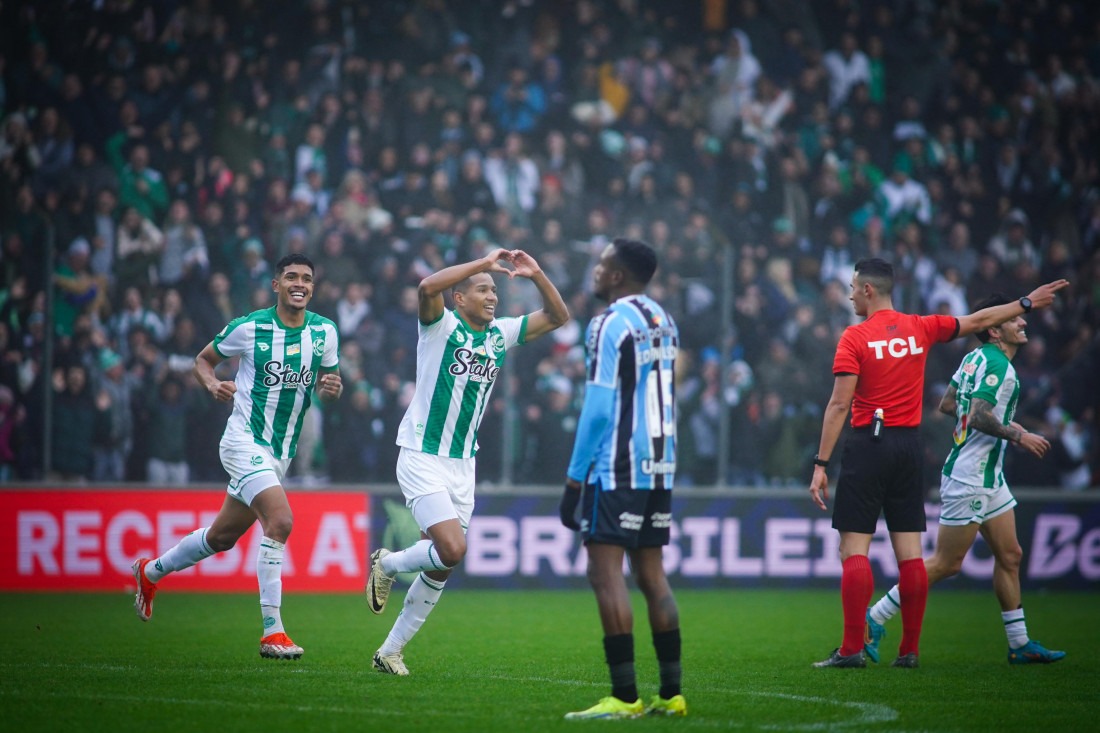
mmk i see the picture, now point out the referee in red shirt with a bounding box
[809,258,1068,668]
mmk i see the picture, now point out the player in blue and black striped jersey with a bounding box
[560,238,686,720]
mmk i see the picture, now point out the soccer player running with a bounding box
[366,247,568,676]
[559,238,685,720]
[808,258,1067,669]
[131,253,342,660]
[866,293,1065,665]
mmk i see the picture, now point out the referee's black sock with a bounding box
[603,633,637,703]
[652,628,682,699]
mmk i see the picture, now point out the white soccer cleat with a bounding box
[366,548,395,615]
[373,650,409,676]
[259,632,304,660]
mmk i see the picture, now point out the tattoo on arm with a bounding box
[969,399,1022,443]
[938,385,957,416]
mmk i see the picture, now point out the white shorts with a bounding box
[396,447,475,532]
[938,475,1017,526]
[220,433,291,506]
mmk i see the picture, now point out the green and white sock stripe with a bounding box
[427,543,449,571]
[419,573,447,591]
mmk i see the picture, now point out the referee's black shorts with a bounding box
[832,426,926,533]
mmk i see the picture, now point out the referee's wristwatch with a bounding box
[813,454,830,468]
[1019,296,1033,313]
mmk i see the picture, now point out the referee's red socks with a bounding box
[897,557,928,656]
[840,555,873,656]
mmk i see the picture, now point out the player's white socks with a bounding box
[145,527,215,583]
[876,590,1033,649]
[869,585,902,625]
[1003,607,1029,649]
[380,539,451,575]
[258,537,286,635]
[378,573,446,656]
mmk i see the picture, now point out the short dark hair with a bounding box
[611,237,658,285]
[275,252,314,276]
[452,271,494,296]
[972,292,1010,343]
[854,257,894,294]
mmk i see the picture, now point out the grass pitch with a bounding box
[2,589,1096,732]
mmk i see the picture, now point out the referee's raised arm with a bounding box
[955,279,1069,338]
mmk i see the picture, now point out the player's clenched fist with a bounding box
[318,372,343,400]
[208,380,237,402]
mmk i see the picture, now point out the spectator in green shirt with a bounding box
[105,131,168,222]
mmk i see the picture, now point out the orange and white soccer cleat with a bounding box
[260,632,304,660]
[131,558,158,622]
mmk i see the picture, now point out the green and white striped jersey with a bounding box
[397,309,527,459]
[213,307,340,459]
[942,343,1019,489]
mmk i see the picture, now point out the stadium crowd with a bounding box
[0,0,1097,490]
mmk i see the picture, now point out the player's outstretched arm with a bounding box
[416,248,516,324]
[510,249,569,341]
[957,279,1069,338]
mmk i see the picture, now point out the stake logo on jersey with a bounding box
[943,343,1019,489]
[397,309,527,459]
[213,307,340,459]
[261,360,314,388]
[449,344,499,383]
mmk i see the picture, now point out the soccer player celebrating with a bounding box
[366,247,568,676]
[865,293,1065,665]
[809,258,1067,669]
[131,253,342,660]
[560,238,686,719]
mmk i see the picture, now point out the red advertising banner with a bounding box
[1,489,370,592]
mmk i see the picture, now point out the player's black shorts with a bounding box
[580,485,672,548]
[832,427,926,533]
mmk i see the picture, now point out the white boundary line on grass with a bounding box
[746,691,898,731]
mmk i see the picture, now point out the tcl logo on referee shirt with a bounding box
[866,337,925,359]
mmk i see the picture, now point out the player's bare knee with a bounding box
[635,570,668,598]
[997,543,1023,572]
[434,538,466,567]
[927,554,963,580]
[585,562,602,586]
[205,529,237,553]
[928,548,954,576]
[586,562,618,589]
[943,558,965,578]
[263,513,294,542]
